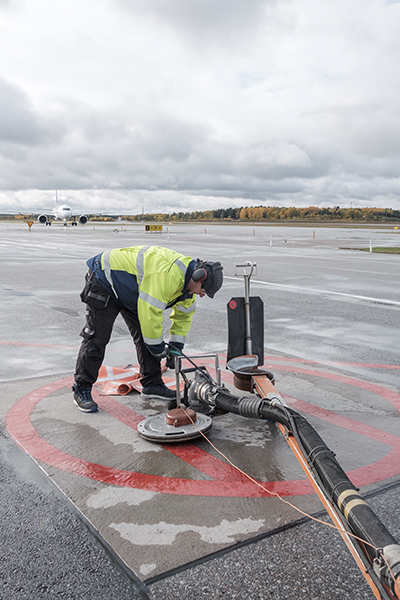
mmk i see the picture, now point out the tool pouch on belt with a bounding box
[79,271,111,338]
[80,271,110,308]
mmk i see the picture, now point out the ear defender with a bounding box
[192,267,208,283]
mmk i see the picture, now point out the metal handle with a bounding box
[235,261,257,356]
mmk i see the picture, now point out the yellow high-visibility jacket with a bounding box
[87,246,197,355]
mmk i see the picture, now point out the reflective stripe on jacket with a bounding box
[86,246,196,354]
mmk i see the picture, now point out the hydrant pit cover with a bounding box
[137,411,212,443]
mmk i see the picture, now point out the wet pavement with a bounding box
[0,221,399,599]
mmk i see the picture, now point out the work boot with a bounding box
[141,383,179,402]
[72,383,98,413]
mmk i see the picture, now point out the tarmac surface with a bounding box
[1,220,399,599]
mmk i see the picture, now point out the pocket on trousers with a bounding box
[80,273,110,310]
[80,306,96,338]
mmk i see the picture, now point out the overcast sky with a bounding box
[1,0,400,214]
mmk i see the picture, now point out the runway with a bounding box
[0,220,399,599]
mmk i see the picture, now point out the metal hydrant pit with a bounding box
[226,355,275,392]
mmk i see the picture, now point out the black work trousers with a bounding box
[74,271,162,389]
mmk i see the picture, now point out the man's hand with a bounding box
[165,354,177,369]
[165,343,184,369]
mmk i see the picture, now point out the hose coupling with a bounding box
[373,544,400,594]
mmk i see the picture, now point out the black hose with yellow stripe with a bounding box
[203,385,400,595]
[286,406,400,597]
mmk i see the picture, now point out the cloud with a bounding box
[0,91,399,211]
[0,0,400,212]
[115,0,272,48]
[0,78,57,145]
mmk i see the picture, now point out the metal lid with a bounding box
[165,407,197,427]
[137,412,212,443]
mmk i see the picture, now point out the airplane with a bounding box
[36,191,88,226]
[37,203,88,226]
[1,192,130,226]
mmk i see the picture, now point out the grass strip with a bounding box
[341,247,400,254]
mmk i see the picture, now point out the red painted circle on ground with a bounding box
[6,362,400,497]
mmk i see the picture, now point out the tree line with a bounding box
[120,205,400,223]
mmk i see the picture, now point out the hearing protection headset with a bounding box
[192,261,208,283]
[192,260,222,283]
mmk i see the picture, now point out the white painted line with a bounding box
[224,276,400,307]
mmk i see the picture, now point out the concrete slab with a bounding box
[2,352,400,581]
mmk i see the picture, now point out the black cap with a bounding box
[201,261,223,298]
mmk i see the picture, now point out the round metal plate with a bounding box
[137,412,212,443]
[227,355,275,391]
